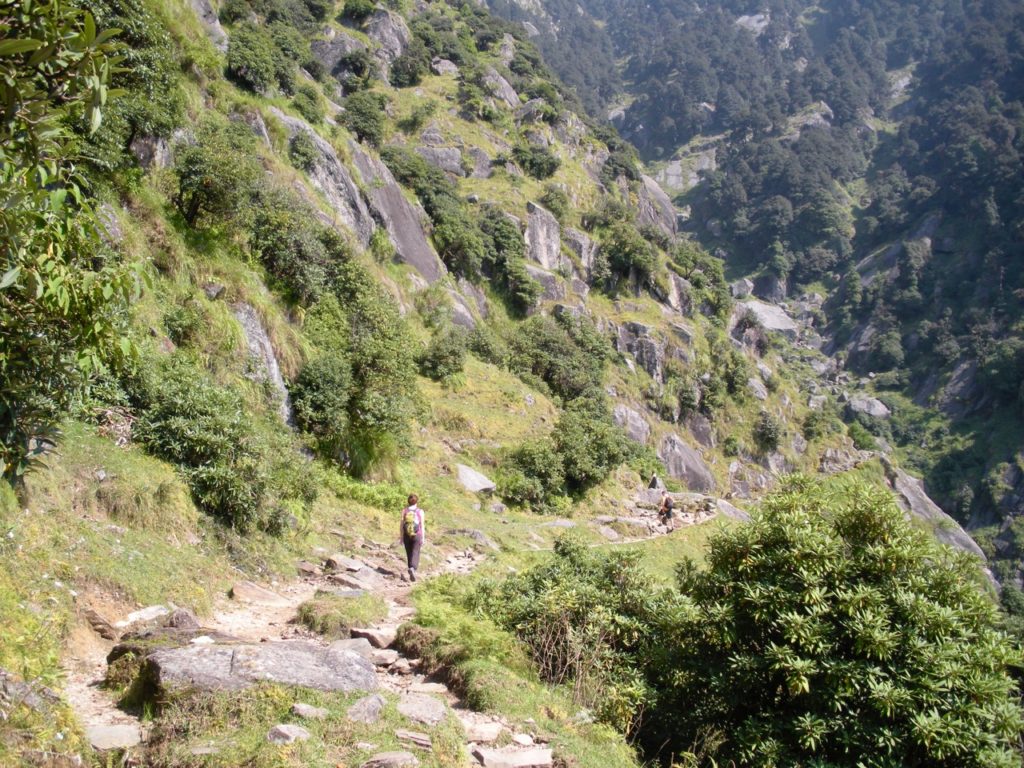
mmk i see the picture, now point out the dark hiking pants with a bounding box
[404,535,422,570]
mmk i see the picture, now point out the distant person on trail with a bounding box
[658,491,675,531]
[400,494,425,582]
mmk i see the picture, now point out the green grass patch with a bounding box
[402,574,643,768]
[296,590,388,638]
[142,683,466,767]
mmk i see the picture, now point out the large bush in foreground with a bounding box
[656,477,1023,767]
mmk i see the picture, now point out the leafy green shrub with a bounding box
[847,420,876,450]
[538,184,569,222]
[512,144,560,179]
[722,435,739,456]
[174,118,261,226]
[499,440,565,510]
[508,315,605,402]
[81,0,185,171]
[291,83,325,124]
[752,410,781,452]
[227,23,279,93]
[130,358,268,531]
[164,299,207,347]
[802,406,840,441]
[288,130,319,170]
[249,186,344,303]
[342,90,387,146]
[553,403,634,493]
[1,0,139,480]
[479,535,660,733]
[342,0,375,21]
[291,353,352,459]
[659,476,1022,767]
[332,263,419,477]
[418,325,469,381]
[397,100,437,133]
[602,222,655,281]
[390,37,431,87]
[219,0,253,23]
[468,326,508,366]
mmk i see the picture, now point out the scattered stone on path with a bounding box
[229,581,290,607]
[471,745,553,768]
[297,561,323,577]
[409,682,447,694]
[397,693,447,726]
[348,693,387,724]
[115,605,169,628]
[145,641,379,694]
[372,649,400,666]
[512,733,534,746]
[292,702,329,720]
[84,608,119,640]
[351,627,398,649]
[331,572,380,591]
[360,752,420,768]
[85,724,142,752]
[267,723,311,745]
[391,658,413,675]
[540,519,575,528]
[597,525,621,541]
[166,608,200,630]
[332,637,375,659]
[326,553,365,572]
[459,715,503,744]
[396,729,432,749]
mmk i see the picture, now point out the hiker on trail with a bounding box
[400,494,425,582]
[658,491,675,531]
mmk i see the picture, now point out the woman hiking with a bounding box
[400,494,425,582]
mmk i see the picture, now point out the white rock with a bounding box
[456,464,496,494]
[268,724,311,744]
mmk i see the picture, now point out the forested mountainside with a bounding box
[2,0,1023,765]
[487,0,1024,583]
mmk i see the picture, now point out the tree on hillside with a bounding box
[652,476,1023,767]
[0,0,141,482]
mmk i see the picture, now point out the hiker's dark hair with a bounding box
[408,494,418,506]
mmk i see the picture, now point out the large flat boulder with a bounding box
[735,299,799,341]
[270,109,375,246]
[143,641,378,695]
[349,141,446,283]
[456,464,497,494]
[366,9,411,73]
[883,460,984,559]
[525,202,563,272]
[636,175,678,237]
[658,434,715,492]
[612,404,650,445]
[482,67,519,107]
[848,394,891,419]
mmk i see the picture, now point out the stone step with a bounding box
[471,745,553,767]
[86,723,142,752]
[396,728,432,749]
[351,626,398,649]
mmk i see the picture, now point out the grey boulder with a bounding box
[143,641,378,694]
[658,434,715,493]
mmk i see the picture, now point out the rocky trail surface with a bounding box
[61,495,725,766]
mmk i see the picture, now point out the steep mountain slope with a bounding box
[488,0,1024,583]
